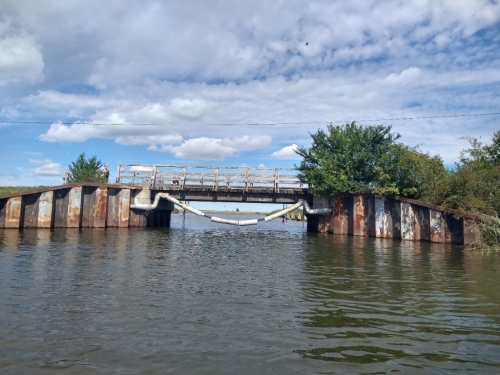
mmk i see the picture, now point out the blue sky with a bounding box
[1,0,499,204]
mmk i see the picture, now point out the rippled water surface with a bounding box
[1,213,500,374]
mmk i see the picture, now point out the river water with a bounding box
[1,213,499,374]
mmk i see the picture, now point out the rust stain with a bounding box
[463,217,480,245]
[118,189,130,227]
[37,191,54,228]
[429,210,445,243]
[333,197,347,234]
[353,196,365,236]
[94,188,107,227]
[67,187,82,228]
[5,197,22,229]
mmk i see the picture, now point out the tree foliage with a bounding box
[373,144,447,201]
[67,153,105,183]
[295,122,400,196]
[436,136,500,216]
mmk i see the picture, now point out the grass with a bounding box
[0,186,47,196]
[466,215,500,253]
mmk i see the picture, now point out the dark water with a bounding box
[1,213,499,374]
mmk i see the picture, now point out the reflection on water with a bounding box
[0,213,499,374]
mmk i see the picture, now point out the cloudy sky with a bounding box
[1,0,499,188]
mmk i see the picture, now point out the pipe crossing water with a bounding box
[130,192,317,226]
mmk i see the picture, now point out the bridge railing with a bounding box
[116,164,307,193]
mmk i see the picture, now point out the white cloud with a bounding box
[271,144,300,159]
[28,159,64,176]
[169,98,213,119]
[152,136,272,160]
[0,35,44,85]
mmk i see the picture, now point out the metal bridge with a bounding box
[116,164,311,204]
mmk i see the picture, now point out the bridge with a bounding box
[115,164,311,204]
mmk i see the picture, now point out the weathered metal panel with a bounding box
[94,188,107,228]
[463,217,480,245]
[430,210,446,243]
[5,197,22,229]
[22,193,41,229]
[53,189,70,228]
[66,187,82,228]
[106,188,119,227]
[118,189,130,227]
[147,210,171,227]
[37,191,54,228]
[375,196,401,239]
[414,205,430,241]
[353,195,375,237]
[402,203,430,241]
[388,198,401,239]
[81,187,96,227]
[0,199,6,228]
[401,202,415,240]
[333,196,351,234]
[445,214,463,244]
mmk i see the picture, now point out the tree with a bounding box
[438,135,500,216]
[295,122,400,196]
[373,143,447,201]
[67,153,105,183]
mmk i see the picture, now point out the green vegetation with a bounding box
[296,125,500,249]
[67,153,106,183]
[0,186,46,196]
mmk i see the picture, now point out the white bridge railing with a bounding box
[116,164,307,193]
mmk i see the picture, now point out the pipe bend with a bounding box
[303,200,333,215]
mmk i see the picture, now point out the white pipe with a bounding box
[264,200,304,222]
[211,217,258,226]
[130,192,205,216]
[303,200,333,215]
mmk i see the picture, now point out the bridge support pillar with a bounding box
[129,188,174,227]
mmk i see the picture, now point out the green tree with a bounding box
[67,153,105,183]
[374,144,447,201]
[438,136,500,216]
[295,122,400,196]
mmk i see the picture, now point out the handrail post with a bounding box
[151,166,157,189]
[116,164,121,183]
[244,167,249,192]
[214,168,219,191]
[274,169,279,193]
[181,167,187,190]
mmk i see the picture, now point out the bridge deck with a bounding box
[116,164,308,194]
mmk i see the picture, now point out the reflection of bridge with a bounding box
[116,164,311,204]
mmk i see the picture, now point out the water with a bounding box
[1,213,499,374]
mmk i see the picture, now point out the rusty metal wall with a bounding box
[81,187,97,227]
[375,196,401,239]
[463,217,480,245]
[333,196,353,235]
[0,198,6,228]
[94,188,107,228]
[66,187,82,228]
[107,188,131,227]
[22,193,41,229]
[353,195,375,237]
[53,189,70,228]
[401,203,430,241]
[37,191,54,228]
[5,197,22,229]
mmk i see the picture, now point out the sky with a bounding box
[1,0,499,209]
